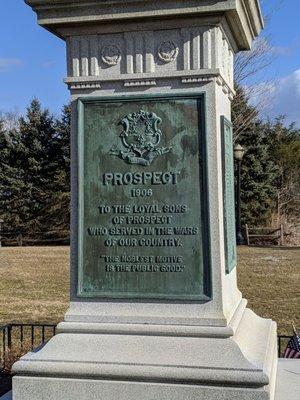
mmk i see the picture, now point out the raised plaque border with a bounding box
[221,116,237,274]
[77,93,212,301]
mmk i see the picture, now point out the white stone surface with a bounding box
[275,359,300,400]
[57,296,245,337]
[25,0,263,50]
[64,25,234,90]
[11,379,274,400]
[63,71,240,330]
[11,360,300,400]
[13,307,277,400]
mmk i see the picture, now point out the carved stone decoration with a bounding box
[157,40,179,63]
[110,110,172,166]
[124,80,157,87]
[101,44,121,66]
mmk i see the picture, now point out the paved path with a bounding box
[0,392,11,400]
[276,359,300,399]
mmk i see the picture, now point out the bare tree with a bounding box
[0,108,20,131]
[232,0,286,140]
[232,36,277,141]
[234,37,274,85]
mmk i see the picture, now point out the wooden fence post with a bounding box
[7,325,12,350]
[280,224,284,246]
[0,219,3,248]
[245,224,250,246]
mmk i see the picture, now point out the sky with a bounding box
[0,0,299,126]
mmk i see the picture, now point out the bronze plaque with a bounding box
[78,95,210,300]
[221,116,237,274]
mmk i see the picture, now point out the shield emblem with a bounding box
[110,110,171,166]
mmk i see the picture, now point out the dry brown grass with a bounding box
[0,246,69,324]
[0,246,299,335]
[237,246,300,335]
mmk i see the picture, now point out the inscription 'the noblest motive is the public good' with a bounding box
[79,97,209,300]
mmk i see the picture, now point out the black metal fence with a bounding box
[0,231,70,247]
[0,323,57,372]
[277,334,292,358]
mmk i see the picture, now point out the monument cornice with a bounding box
[25,0,263,50]
[64,70,235,100]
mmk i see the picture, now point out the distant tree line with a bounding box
[0,91,299,241]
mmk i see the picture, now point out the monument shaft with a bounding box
[13,2,278,399]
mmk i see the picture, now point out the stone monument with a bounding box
[13,1,278,399]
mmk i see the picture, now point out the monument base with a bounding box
[13,303,277,400]
[8,360,300,400]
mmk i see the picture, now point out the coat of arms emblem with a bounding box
[110,110,171,166]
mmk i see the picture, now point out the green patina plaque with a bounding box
[78,94,210,300]
[221,116,237,274]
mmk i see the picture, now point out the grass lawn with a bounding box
[0,246,299,335]
[0,246,69,325]
[236,246,299,335]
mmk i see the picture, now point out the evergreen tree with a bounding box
[238,120,280,226]
[0,100,71,241]
[267,118,300,224]
[36,104,71,238]
[0,118,9,223]
[232,86,280,226]
[16,99,58,236]
[0,117,25,234]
